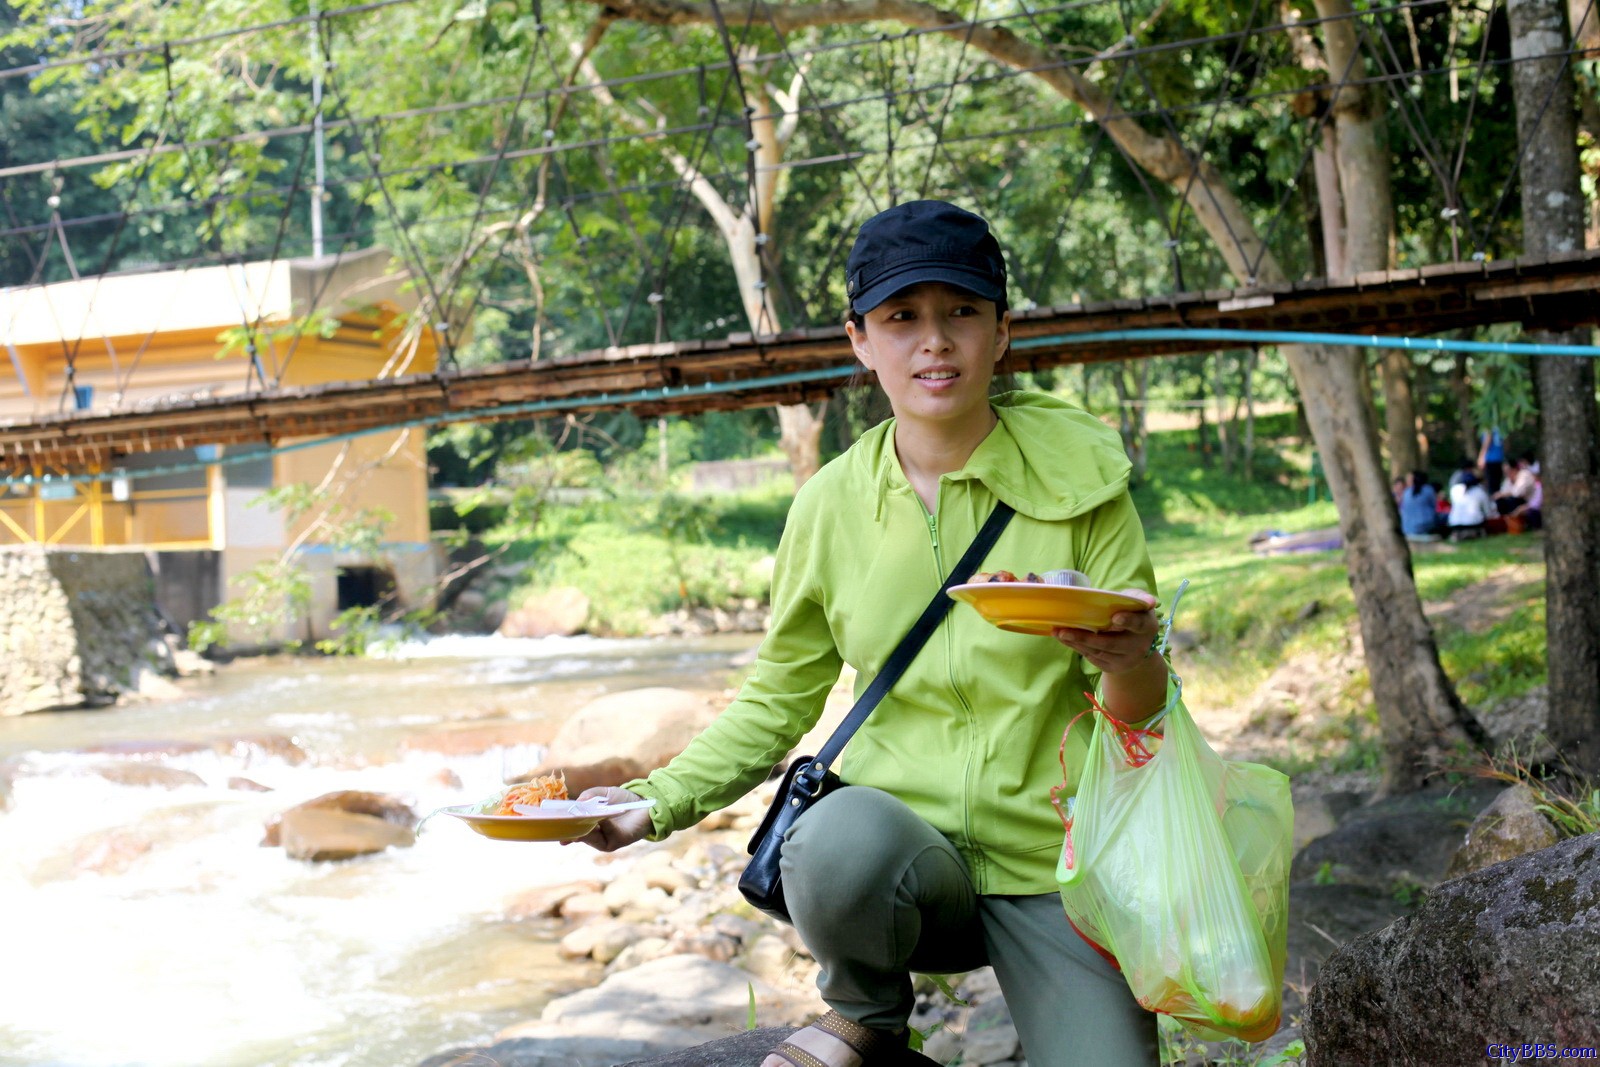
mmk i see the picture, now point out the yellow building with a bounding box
[0,248,439,643]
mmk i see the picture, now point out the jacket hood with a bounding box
[859,391,1132,522]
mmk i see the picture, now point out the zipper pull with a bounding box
[927,513,939,549]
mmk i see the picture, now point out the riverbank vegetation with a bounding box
[427,401,1547,787]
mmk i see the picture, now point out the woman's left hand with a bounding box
[1051,589,1161,675]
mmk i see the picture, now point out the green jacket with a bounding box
[628,391,1163,894]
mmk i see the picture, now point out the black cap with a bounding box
[845,200,1007,314]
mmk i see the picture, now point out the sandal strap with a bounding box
[813,1010,905,1058]
[769,1042,831,1067]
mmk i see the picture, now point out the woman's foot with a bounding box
[762,1024,866,1067]
[763,1011,906,1067]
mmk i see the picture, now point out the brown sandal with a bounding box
[768,1010,908,1066]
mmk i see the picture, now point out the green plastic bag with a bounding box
[1055,591,1293,1043]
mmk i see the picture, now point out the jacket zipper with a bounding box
[925,492,983,885]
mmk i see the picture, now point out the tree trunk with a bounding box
[1112,360,1148,481]
[1510,0,1600,774]
[1314,0,1422,480]
[1311,0,1485,787]
[1283,340,1489,790]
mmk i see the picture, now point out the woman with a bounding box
[1398,470,1440,540]
[578,201,1168,1066]
[1448,471,1496,540]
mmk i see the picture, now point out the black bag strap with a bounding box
[813,501,1015,769]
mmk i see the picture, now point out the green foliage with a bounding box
[188,557,312,653]
[1311,861,1336,887]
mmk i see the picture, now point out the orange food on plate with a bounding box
[491,772,569,815]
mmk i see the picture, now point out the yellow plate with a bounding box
[445,811,607,842]
[947,582,1151,636]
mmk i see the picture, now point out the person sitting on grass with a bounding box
[1398,470,1441,541]
[1495,456,1537,511]
[571,200,1169,1067]
[1505,470,1543,532]
[1447,471,1496,540]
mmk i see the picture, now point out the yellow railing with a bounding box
[0,482,212,548]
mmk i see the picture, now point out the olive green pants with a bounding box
[780,786,1158,1066]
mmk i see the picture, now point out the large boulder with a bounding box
[1303,831,1600,1065]
[500,587,591,638]
[278,808,416,862]
[525,688,719,786]
[1289,782,1500,891]
[1445,783,1560,877]
[262,790,417,847]
[496,954,814,1048]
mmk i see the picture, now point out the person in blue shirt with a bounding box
[1398,470,1441,540]
[1478,428,1505,495]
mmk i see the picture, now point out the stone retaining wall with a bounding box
[0,547,174,716]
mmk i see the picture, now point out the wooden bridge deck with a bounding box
[4,250,1598,476]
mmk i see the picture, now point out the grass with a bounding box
[484,482,792,635]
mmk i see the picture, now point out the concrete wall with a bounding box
[0,547,174,716]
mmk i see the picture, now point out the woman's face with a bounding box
[846,281,1010,431]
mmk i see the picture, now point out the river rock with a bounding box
[398,719,557,757]
[961,997,1021,1064]
[85,761,206,789]
[505,880,604,921]
[1302,831,1600,1065]
[278,808,416,861]
[1445,783,1560,877]
[209,732,308,766]
[499,954,814,1048]
[262,790,417,847]
[419,1035,681,1067]
[534,688,718,781]
[610,1027,806,1067]
[500,586,591,638]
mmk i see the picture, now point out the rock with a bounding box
[84,761,206,789]
[560,920,644,963]
[500,954,813,1048]
[209,732,307,766]
[71,828,155,875]
[278,808,416,862]
[538,688,718,778]
[1446,783,1561,878]
[505,880,604,921]
[609,1027,804,1066]
[609,936,673,972]
[499,586,591,638]
[262,790,417,847]
[1282,883,1410,1021]
[962,998,1020,1064]
[559,892,611,923]
[1303,831,1600,1065]
[1477,687,1556,763]
[77,739,210,759]
[227,776,273,792]
[1289,782,1499,891]
[398,720,556,757]
[420,1034,687,1067]
[1289,790,1364,852]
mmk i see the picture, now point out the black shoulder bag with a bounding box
[737,502,1016,922]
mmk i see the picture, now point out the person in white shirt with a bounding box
[1495,457,1537,510]
[1448,473,1496,539]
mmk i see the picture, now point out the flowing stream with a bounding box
[0,632,761,1067]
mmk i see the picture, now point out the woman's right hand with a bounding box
[569,786,653,852]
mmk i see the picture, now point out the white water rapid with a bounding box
[0,633,759,1067]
